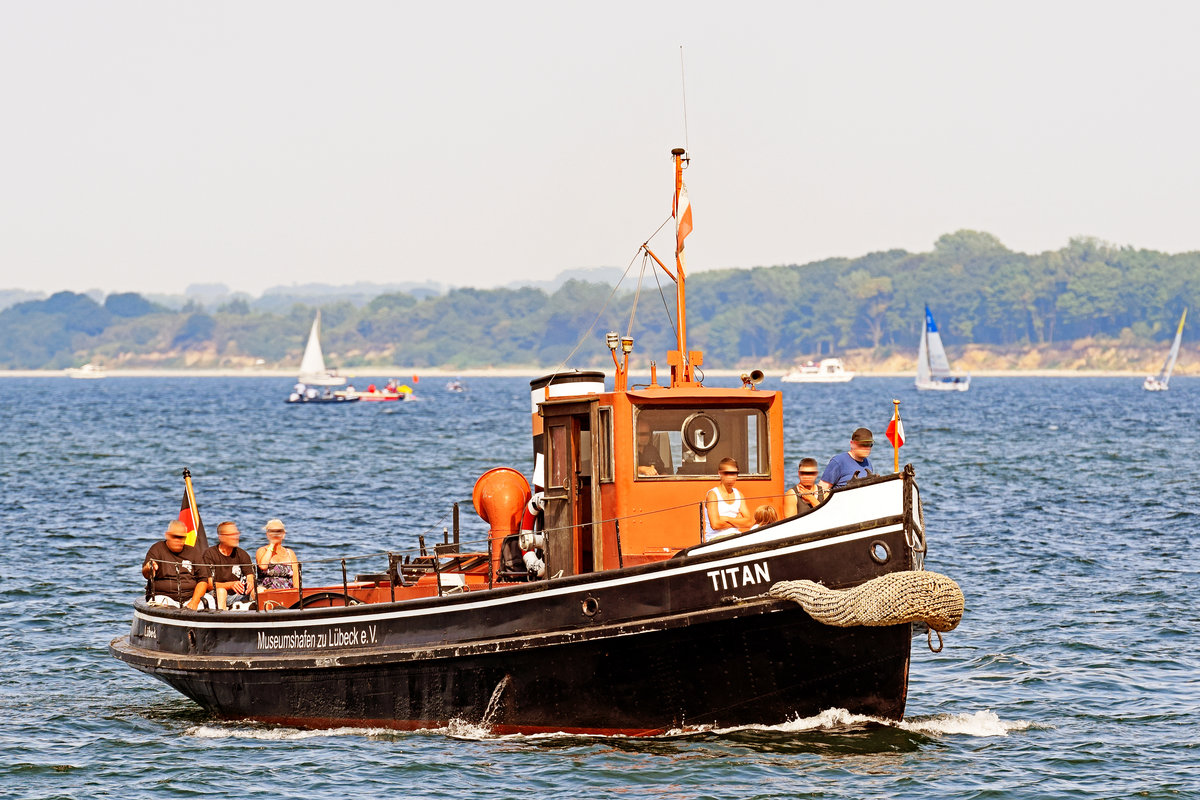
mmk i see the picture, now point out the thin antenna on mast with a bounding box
[679,46,689,154]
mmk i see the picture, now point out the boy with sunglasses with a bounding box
[783,457,824,517]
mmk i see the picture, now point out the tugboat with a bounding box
[110,148,961,736]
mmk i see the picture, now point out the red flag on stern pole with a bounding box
[885,400,904,473]
[178,468,209,552]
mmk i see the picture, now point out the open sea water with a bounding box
[0,375,1196,799]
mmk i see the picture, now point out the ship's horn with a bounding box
[741,369,765,388]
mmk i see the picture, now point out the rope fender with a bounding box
[768,570,964,633]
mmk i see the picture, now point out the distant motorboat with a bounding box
[337,383,415,402]
[446,379,466,393]
[1144,308,1187,392]
[66,363,106,379]
[286,391,360,405]
[297,311,346,387]
[916,305,970,392]
[780,358,854,383]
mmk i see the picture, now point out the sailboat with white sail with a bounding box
[916,305,970,392]
[1144,309,1187,391]
[297,311,346,386]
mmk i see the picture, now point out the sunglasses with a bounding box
[799,471,819,476]
[719,470,738,475]
[854,441,874,447]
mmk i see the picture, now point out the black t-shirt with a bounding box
[144,541,206,602]
[639,443,668,474]
[201,545,253,585]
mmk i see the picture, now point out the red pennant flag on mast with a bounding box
[675,181,693,266]
[178,468,209,552]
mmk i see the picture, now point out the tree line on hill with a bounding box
[1,230,1195,370]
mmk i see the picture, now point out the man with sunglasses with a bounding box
[783,457,823,517]
[141,519,210,610]
[819,427,876,493]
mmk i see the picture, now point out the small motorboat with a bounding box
[339,383,415,402]
[780,358,854,383]
[66,363,106,379]
[285,392,359,404]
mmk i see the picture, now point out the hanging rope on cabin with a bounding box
[768,570,964,651]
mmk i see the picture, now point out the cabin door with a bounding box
[541,399,601,577]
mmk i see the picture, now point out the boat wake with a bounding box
[772,707,1031,738]
[186,723,404,741]
[186,707,1031,743]
[643,708,1032,740]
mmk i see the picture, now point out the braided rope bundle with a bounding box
[768,570,964,632]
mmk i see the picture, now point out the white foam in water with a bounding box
[187,708,1031,742]
[705,708,1031,739]
[445,717,496,739]
[898,709,1033,737]
[187,723,399,740]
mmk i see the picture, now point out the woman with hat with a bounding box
[256,518,300,590]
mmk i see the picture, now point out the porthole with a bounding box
[869,540,890,564]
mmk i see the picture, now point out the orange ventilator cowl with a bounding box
[472,467,532,568]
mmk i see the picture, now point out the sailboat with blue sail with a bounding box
[1144,309,1187,392]
[916,305,970,392]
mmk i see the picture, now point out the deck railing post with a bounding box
[388,551,396,603]
[341,559,349,605]
[432,546,442,597]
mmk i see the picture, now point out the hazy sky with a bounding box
[2,1,1198,296]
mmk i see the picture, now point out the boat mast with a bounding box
[638,147,701,388]
[672,147,689,382]
[1160,307,1188,384]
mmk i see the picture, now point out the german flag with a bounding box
[178,468,209,552]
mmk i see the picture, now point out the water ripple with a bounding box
[0,376,1197,799]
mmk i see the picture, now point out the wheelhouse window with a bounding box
[634,406,769,479]
[597,406,614,483]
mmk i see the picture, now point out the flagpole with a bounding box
[891,400,901,473]
[672,147,689,382]
[182,467,200,547]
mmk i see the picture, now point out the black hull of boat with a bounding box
[114,605,909,735]
[110,472,923,735]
